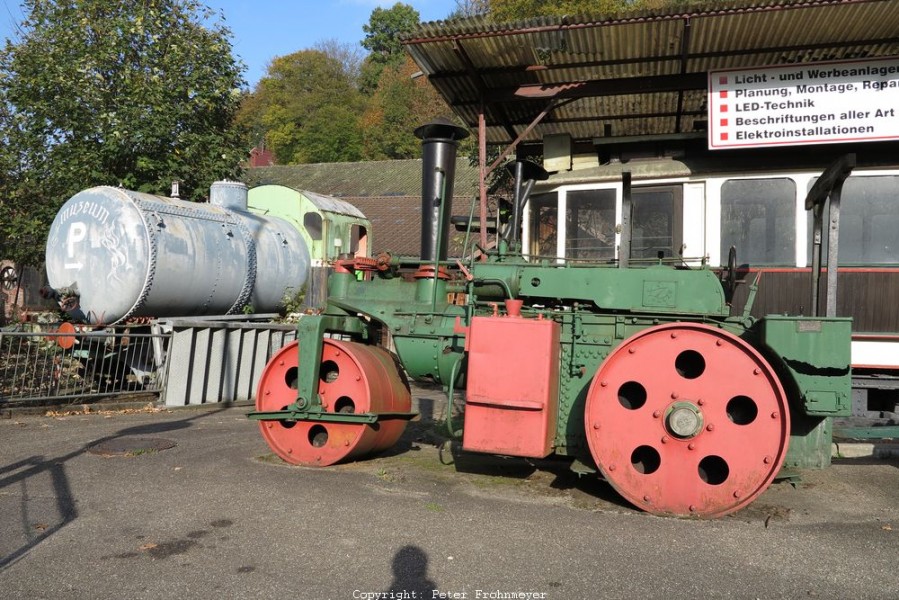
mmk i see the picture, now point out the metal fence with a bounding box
[0,328,168,409]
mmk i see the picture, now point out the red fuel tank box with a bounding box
[462,313,561,458]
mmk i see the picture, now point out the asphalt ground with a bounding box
[1,400,897,600]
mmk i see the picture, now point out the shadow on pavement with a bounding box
[437,439,636,511]
[0,406,230,571]
[383,545,438,598]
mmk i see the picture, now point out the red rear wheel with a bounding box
[585,323,789,518]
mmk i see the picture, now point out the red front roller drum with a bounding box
[585,323,790,518]
[256,339,412,466]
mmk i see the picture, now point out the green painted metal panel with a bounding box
[248,184,373,265]
[248,185,317,259]
[760,316,852,416]
[833,425,899,440]
[784,415,833,469]
[514,264,729,317]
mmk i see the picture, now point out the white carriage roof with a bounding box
[301,190,367,219]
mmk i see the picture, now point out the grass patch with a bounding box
[127,448,158,457]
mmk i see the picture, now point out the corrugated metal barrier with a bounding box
[155,315,296,407]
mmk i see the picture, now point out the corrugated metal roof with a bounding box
[402,0,899,148]
[343,195,476,256]
[245,160,485,256]
[245,158,479,199]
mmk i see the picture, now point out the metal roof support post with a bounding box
[619,171,632,269]
[478,105,488,257]
[825,182,843,318]
[486,99,566,176]
[674,17,693,134]
[475,99,562,258]
[810,205,823,317]
[452,39,519,142]
[804,153,854,318]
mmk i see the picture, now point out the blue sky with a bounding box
[0,0,459,87]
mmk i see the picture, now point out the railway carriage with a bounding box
[522,141,899,417]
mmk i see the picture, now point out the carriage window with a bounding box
[721,179,795,266]
[566,189,616,260]
[304,212,323,241]
[529,193,558,258]
[350,224,367,256]
[807,175,899,265]
[632,187,682,259]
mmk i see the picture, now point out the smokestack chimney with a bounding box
[414,118,469,262]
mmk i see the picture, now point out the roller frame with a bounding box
[247,407,417,424]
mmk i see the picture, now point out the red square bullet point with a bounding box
[721,133,729,141]
[720,118,728,127]
[720,105,728,113]
[719,76,728,85]
[720,90,728,98]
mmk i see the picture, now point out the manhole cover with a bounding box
[88,436,176,457]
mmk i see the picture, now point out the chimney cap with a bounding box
[414,117,469,141]
[504,160,550,182]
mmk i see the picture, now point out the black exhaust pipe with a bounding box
[414,118,469,262]
[504,160,549,245]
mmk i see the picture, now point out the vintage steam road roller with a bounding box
[248,121,851,518]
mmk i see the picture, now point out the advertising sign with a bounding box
[708,57,899,149]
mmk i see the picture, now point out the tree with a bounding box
[0,0,246,266]
[360,56,450,160]
[313,39,364,88]
[485,0,703,21]
[359,3,420,94]
[450,0,490,18]
[488,0,636,20]
[297,105,364,164]
[237,49,364,164]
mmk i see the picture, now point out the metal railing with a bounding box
[0,328,169,409]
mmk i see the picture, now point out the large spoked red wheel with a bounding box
[256,339,411,466]
[585,323,790,518]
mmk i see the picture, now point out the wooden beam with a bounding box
[483,72,709,103]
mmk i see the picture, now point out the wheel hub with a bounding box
[665,402,703,439]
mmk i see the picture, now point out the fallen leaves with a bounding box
[45,403,167,418]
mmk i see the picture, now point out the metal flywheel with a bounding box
[1,265,17,291]
[584,323,790,518]
[256,339,411,467]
